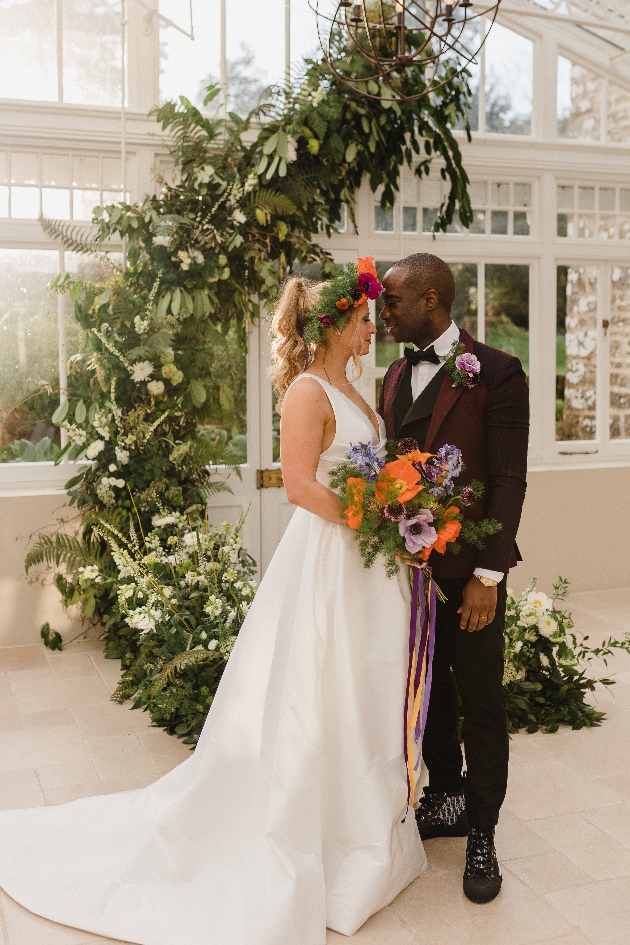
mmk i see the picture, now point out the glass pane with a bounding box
[0,187,8,217]
[485,24,533,135]
[11,187,40,218]
[42,154,70,187]
[0,0,57,101]
[454,23,480,133]
[577,214,595,239]
[422,208,438,232]
[72,156,100,189]
[72,189,100,221]
[578,187,595,210]
[160,0,220,107]
[514,211,530,236]
[513,182,532,207]
[449,263,477,339]
[598,215,616,240]
[375,205,394,232]
[599,188,615,212]
[491,210,508,235]
[11,152,38,185]
[620,216,630,240]
[491,182,510,207]
[62,0,123,106]
[557,185,574,210]
[555,266,597,441]
[196,324,248,464]
[610,266,630,439]
[469,210,486,234]
[485,264,529,376]
[374,260,401,370]
[557,58,601,141]
[0,249,60,463]
[402,206,417,233]
[469,181,487,205]
[620,190,630,212]
[607,84,630,145]
[557,213,572,238]
[42,188,71,218]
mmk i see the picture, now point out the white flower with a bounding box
[115,447,129,464]
[537,615,558,638]
[79,565,100,580]
[109,463,117,472]
[86,439,105,459]
[286,136,297,163]
[231,209,247,225]
[134,314,150,334]
[129,612,155,633]
[182,532,198,547]
[176,250,191,270]
[147,380,165,396]
[539,653,550,668]
[517,608,538,628]
[526,591,552,612]
[204,595,224,619]
[130,360,155,383]
[152,235,170,247]
[192,250,204,264]
[514,641,523,653]
[152,514,176,527]
[114,478,125,488]
[200,631,207,640]
[207,639,218,650]
[243,175,257,194]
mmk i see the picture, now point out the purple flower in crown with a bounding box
[317,313,337,329]
[357,272,385,300]
[347,442,385,483]
[398,509,437,554]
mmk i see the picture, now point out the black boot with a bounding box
[463,827,502,903]
[414,787,469,840]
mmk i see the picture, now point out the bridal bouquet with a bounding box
[330,438,502,807]
[329,438,502,578]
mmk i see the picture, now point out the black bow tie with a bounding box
[404,346,441,366]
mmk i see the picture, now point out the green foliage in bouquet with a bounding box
[504,578,630,734]
[97,510,257,743]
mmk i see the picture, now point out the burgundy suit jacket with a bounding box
[378,329,529,580]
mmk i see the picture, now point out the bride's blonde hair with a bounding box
[270,275,365,412]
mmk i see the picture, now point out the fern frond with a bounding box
[25,533,104,574]
[248,188,297,217]
[151,649,219,697]
[40,216,104,254]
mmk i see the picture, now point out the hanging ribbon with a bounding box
[402,564,437,819]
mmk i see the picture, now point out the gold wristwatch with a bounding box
[475,574,498,588]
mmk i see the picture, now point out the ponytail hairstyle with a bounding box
[270,276,327,412]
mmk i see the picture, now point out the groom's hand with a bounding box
[458,577,498,632]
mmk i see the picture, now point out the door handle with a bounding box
[256,468,284,489]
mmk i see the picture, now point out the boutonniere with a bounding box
[441,341,481,389]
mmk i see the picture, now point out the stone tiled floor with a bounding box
[0,587,629,945]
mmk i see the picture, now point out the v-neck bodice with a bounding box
[288,374,387,486]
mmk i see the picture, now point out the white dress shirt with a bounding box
[410,321,503,585]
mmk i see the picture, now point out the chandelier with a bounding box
[316,1,503,103]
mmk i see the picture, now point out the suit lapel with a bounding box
[423,329,474,450]
[401,366,445,428]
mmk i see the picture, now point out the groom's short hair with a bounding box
[392,254,456,313]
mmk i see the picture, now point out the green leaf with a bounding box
[278,158,287,178]
[157,292,171,317]
[275,131,288,158]
[219,382,234,412]
[265,154,280,180]
[52,400,70,425]
[190,379,207,407]
[345,141,357,162]
[203,83,221,105]
[256,154,269,176]
[262,133,278,155]
[74,400,86,424]
[40,622,63,651]
[171,287,181,316]
[84,595,96,618]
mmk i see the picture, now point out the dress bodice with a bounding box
[288,374,387,486]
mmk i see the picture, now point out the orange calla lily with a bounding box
[357,256,378,278]
[375,458,424,504]
[344,477,366,529]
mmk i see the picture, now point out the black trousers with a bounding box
[421,576,509,829]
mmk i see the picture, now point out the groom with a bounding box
[378,253,529,904]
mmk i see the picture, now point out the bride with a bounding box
[0,258,426,945]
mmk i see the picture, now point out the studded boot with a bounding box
[463,827,502,903]
[414,786,469,840]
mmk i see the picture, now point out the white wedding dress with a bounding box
[0,374,426,945]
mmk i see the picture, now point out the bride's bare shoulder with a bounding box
[282,375,332,421]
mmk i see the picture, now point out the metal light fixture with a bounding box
[316,0,503,104]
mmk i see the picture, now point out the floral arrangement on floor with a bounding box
[503,577,630,734]
[95,509,257,743]
[329,438,501,577]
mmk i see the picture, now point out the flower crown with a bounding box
[302,256,384,347]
